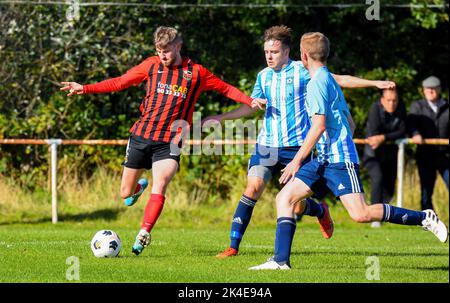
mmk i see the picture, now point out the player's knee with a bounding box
[244,183,264,199]
[275,191,291,209]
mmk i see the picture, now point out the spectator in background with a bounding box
[408,76,449,210]
[363,88,406,228]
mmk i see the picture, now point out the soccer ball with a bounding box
[90,230,122,258]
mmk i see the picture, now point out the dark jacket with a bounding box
[363,100,407,162]
[408,98,449,163]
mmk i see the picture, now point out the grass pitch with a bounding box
[0,222,448,283]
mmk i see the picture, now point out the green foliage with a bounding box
[411,0,449,29]
[0,3,448,187]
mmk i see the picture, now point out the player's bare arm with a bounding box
[332,74,396,89]
[279,114,326,184]
[202,104,257,126]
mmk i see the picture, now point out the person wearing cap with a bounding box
[408,76,449,210]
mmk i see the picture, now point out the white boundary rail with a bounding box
[0,138,448,223]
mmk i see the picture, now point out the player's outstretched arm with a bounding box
[201,67,254,106]
[60,82,84,96]
[332,74,396,89]
[202,104,257,126]
[61,58,152,96]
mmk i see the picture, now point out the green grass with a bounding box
[0,167,448,283]
[0,221,448,283]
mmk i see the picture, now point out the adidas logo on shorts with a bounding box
[338,183,345,190]
[402,214,408,224]
[233,217,243,224]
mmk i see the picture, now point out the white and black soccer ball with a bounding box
[90,230,122,258]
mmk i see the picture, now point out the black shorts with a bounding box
[122,135,181,170]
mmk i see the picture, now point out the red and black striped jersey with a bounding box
[83,56,253,142]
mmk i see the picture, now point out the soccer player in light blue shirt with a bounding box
[249,32,448,270]
[250,57,311,147]
[204,26,398,259]
[304,66,360,165]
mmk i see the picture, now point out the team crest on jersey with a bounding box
[287,77,293,84]
[183,70,193,81]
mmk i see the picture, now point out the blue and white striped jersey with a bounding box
[251,60,311,147]
[305,66,359,164]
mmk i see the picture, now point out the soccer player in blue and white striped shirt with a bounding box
[249,32,448,270]
[207,26,397,259]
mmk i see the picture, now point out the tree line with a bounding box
[0,1,448,188]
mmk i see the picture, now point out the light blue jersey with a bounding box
[305,66,359,164]
[251,60,311,147]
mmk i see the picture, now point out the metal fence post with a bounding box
[47,139,62,224]
[395,138,407,208]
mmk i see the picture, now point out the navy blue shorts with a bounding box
[295,159,364,197]
[248,144,309,175]
[248,144,328,199]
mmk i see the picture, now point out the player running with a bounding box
[249,32,448,270]
[60,26,257,256]
[206,25,396,259]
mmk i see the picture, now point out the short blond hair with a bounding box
[300,32,330,62]
[153,26,182,48]
[264,25,292,49]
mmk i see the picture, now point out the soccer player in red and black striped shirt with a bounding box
[61,26,254,255]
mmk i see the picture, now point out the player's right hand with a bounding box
[251,98,267,110]
[374,80,396,89]
[279,159,302,184]
[60,82,84,96]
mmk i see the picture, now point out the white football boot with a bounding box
[421,209,448,243]
[248,257,291,270]
[131,229,151,255]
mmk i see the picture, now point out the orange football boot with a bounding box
[216,247,238,259]
[318,201,334,239]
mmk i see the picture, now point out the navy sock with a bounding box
[273,217,296,265]
[303,198,324,218]
[382,204,426,226]
[230,195,257,250]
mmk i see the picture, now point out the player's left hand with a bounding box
[279,160,302,184]
[374,80,396,89]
